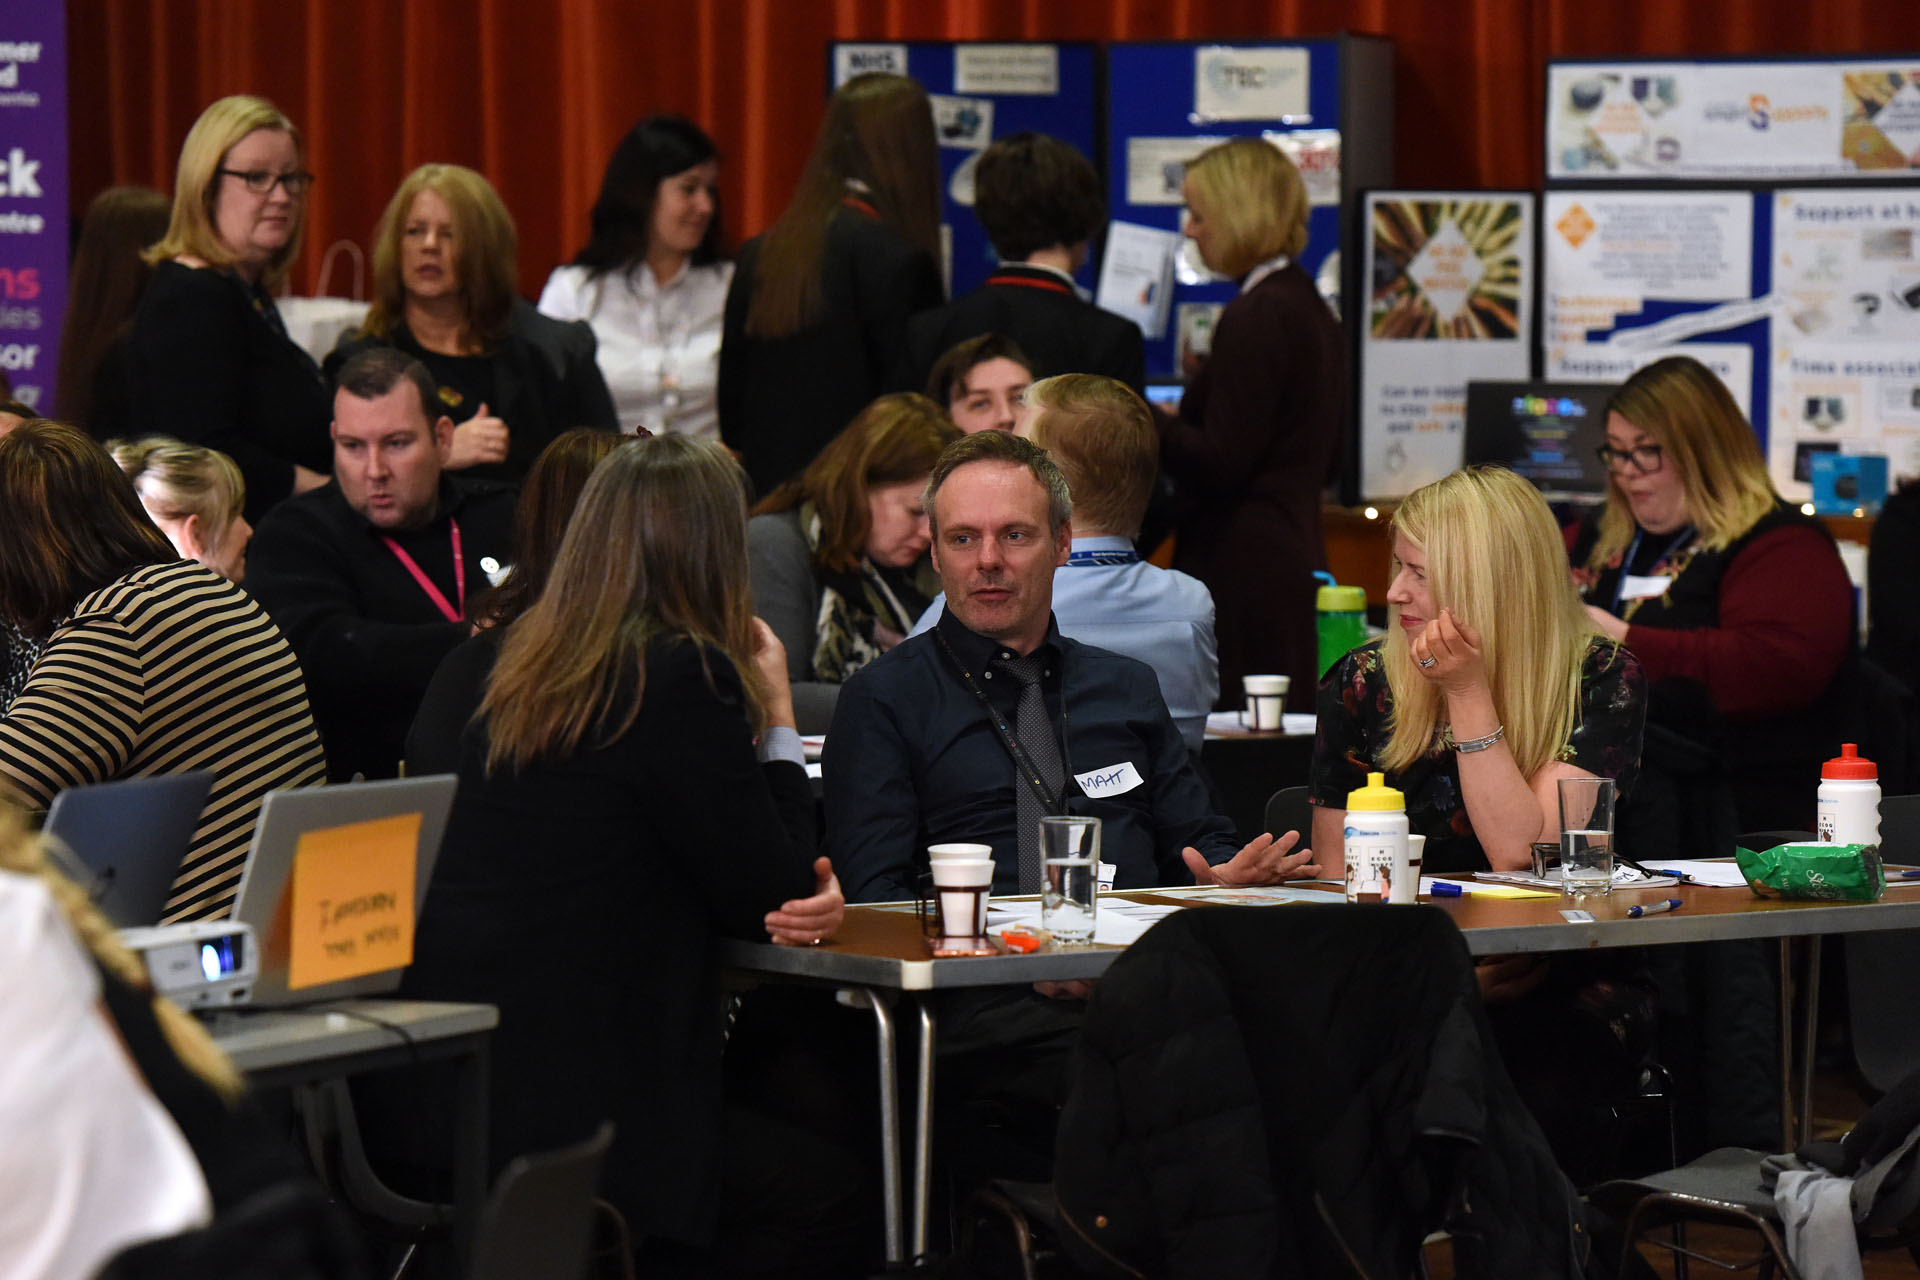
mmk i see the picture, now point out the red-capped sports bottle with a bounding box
[1817,743,1881,847]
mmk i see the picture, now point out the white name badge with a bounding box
[1074,760,1144,798]
[1619,573,1673,601]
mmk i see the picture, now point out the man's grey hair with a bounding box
[922,429,1072,537]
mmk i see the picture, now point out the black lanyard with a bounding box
[933,628,1067,816]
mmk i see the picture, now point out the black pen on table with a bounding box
[1627,898,1683,918]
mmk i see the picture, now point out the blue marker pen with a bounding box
[1627,898,1683,918]
[1429,881,1466,897]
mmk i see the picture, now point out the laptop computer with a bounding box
[1463,380,1615,501]
[229,775,458,1007]
[45,772,214,928]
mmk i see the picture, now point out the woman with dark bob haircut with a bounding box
[328,164,618,483]
[0,421,324,920]
[540,116,731,439]
[399,433,866,1275]
[719,73,945,495]
[748,391,960,732]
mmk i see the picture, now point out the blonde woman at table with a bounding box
[400,434,868,1277]
[1308,466,1646,878]
[1308,465,1653,1183]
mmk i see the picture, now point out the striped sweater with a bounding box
[0,561,327,920]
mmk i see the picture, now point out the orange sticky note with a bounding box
[287,813,421,992]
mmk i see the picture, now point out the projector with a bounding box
[118,920,258,1009]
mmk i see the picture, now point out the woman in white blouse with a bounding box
[540,116,731,438]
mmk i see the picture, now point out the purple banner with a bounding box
[0,5,66,416]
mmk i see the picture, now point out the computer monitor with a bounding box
[229,775,458,1007]
[1462,380,1616,500]
[45,772,214,928]
[1143,382,1184,410]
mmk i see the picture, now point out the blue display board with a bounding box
[828,42,1101,300]
[1104,40,1358,380]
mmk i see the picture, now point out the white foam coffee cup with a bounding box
[1242,674,1291,731]
[930,858,994,936]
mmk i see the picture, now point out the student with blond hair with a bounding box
[108,436,252,582]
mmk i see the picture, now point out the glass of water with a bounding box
[1557,776,1617,897]
[1041,816,1101,946]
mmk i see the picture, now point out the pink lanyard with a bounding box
[382,519,465,623]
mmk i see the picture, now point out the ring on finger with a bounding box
[1418,654,1437,668]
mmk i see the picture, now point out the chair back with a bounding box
[469,1123,614,1280]
[1847,795,1920,1096]
[1261,785,1311,844]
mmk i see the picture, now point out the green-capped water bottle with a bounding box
[1316,572,1368,677]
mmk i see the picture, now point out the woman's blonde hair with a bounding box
[361,164,519,351]
[1585,355,1778,570]
[1381,467,1602,780]
[145,96,306,290]
[0,805,242,1101]
[482,435,766,773]
[108,436,247,564]
[1182,137,1309,278]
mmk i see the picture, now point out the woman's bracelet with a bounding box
[1444,724,1506,754]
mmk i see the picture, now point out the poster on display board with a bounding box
[1547,56,1920,182]
[1105,37,1394,388]
[828,42,1097,301]
[1542,188,1770,444]
[1358,192,1534,500]
[1768,186,1920,492]
[0,10,64,416]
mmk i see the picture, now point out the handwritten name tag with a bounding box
[1619,573,1672,601]
[1074,760,1144,798]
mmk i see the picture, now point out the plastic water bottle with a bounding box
[1344,772,1412,903]
[1817,743,1881,846]
[1316,572,1369,678]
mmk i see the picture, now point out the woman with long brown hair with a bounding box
[327,164,618,483]
[718,72,945,495]
[748,391,958,731]
[55,185,170,438]
[401,433,865,1276]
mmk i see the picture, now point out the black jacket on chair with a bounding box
[1054,906,1602,1280]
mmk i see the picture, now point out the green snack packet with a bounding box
[1733,842,1884,902]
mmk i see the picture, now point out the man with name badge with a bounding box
[827,429,1313,908]
[911,374,1218,753]
[249,348,515,781]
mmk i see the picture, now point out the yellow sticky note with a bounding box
[1461,882,1560,900]
[288,813,421,992]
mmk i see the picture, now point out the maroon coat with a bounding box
[1162,263,1345,710]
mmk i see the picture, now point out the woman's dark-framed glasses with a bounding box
[1596,442,1664,474]
[218,168,315,196]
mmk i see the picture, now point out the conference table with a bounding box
[721,873,1920,1266]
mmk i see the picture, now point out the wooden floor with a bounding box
[1421,1068,1920,1279]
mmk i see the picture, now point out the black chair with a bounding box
[1261,784,1312,845]
[468,1122,614,1280]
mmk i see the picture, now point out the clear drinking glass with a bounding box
[1558,776,1617,897]
[1040,816,1101,946]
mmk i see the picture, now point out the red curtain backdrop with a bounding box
[67,0,1906,299]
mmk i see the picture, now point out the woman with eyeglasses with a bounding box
[1571,354,1853,830]
[125,96,333,522]
[328,165,619,484]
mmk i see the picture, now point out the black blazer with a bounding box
[896,264,1147,396]
[124,261,334,523]
[399,637,817,1247]
[718,206,944,496]
[326,299,618,484]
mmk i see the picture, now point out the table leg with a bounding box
[839,988,904,1265]
[912,1001,937,1263]
[450,1040,490,1271]
[1779,939,1796,1151]
[1799,940,1822,1148]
